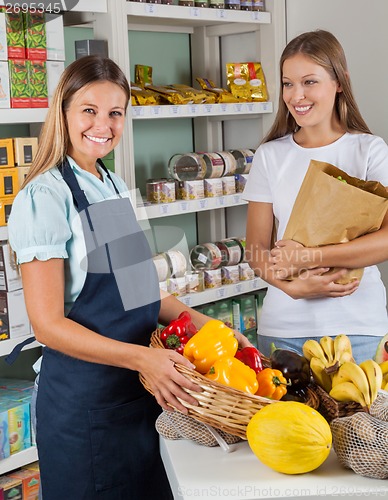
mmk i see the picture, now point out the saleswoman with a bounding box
[8,55,251,499]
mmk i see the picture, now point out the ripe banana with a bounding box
[379,360,388,377]
[332,361,371,407]
[333,334,353,363]
[320,336,335,364]
[310,357,332,393]
[329,381,368,407]
[302,339,327,364]
[359,359,383,405]
[383,380,388,391]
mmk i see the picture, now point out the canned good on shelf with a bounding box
[165,250,187,278]
[204,268,222,289]
[216,151,237,176]
[177,179,205,200]
[232,237,246,262]
[221,265,240,285]
[167,276,187,297]
[215,238,242,266]
[204,178,223,198]
[189,242,222,270]
[198,152,225,179]
[146,178,176,204]
[152,253,170,282]
[235,173,248,193]
[230,149,255,175]
[222,176,236,195]
[168,153,207,182]
[185,271,205,293]
[239,262,255,281]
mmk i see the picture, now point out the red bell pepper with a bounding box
[160,311,197,354]
[235,346,263,374]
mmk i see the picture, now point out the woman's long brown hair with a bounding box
[23,55,130,187]
[263,30,371,144]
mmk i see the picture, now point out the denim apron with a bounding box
[36,159,172,499]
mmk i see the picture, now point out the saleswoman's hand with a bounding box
[138,347,202,414]
[283,267,359,299]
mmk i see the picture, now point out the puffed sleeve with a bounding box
[8,183,72,264]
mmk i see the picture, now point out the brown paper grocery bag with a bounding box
[283,160,388,284]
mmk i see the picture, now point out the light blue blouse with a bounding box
[8,156,131,314]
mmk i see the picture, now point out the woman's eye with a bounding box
[304,80,317,86]
[282,82,291,88]
[110,110,123,117]
[83,108,95,114]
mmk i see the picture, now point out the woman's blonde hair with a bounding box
[23,55,130,187]
[263,29,371,144]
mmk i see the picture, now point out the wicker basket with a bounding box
[314,384,369,423]
[140,329,319,439]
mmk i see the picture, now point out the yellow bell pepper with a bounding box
[205,356,259,394]
[183,319,238,374]
[255,368,288,400]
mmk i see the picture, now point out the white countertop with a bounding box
[160,437,388,500]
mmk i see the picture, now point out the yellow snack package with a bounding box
[134,64,153,86]
[196,78,240,103]
[168,84,209,104]
[226,62,268,102]
[130,82,162,106]
[146,85,193,105]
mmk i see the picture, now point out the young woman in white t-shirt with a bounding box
[244,30,388,363]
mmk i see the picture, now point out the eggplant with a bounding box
[270,347,311,389]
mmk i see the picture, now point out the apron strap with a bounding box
[96,159,122,198]
[59,157,90,212]
[4,336,36,365]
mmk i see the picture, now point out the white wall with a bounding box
[286,0,388,292]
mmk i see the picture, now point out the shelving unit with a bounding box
[1,0,286,476]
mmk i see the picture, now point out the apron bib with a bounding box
[36,159,172,499]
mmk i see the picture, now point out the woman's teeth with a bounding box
[85,135,110,143]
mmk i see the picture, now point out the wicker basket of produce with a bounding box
[314,384,368,423]
[140,327,319,440]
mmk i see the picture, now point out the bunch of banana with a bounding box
[380,361,388,390]
[302,334,354,392]
[329,359,383,408]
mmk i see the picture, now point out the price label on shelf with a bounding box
[179,201,189,212]
[233,194,242,204]
[216,196,225,207]
[169,106,181,116]
[220,103,228,113]
[150,106,162,116]
[198,199,208,210]
[234,283,243,294]
[145,4,158,14]
[190,7,201,17]
[159,204,170,215]
[132,106,145,117]
[233,103,243,113]
[216,9,227,19]
[204,104,213,114]
[188,104,198,115]
[216,287,226,299]
[246,103,255,113]
[180,296,192,306]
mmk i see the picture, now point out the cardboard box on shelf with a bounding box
[8,59,30,108]
[45,13,65,61]
[0,475,23,500]
[0,241,22,292]
[17,165,30,187]
[8,467,40,500]
[0,403,10,460]
[232,294,257,333]
[46,60,64,104]
[0,139,14,168]
[0,288,30,339]
[0,168,19,198]
[27,59,48,108]
[2,7,25,60]
[0,197,14,226]
[24,10,47,61]
[13,137,38,166]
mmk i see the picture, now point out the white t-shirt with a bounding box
[243,133,388,338]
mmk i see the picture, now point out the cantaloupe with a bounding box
[246,401,332,475]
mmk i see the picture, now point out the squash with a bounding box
[246,401,332,474]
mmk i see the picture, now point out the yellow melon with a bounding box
[246,401,332,474]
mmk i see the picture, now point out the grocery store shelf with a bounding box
[0,108,48,125]
[131,101,273,119]
[178,277,266,307]
[137,193,247,220]
[0,447,38,475]
[0,335,39,358]
[126,2,270,27]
